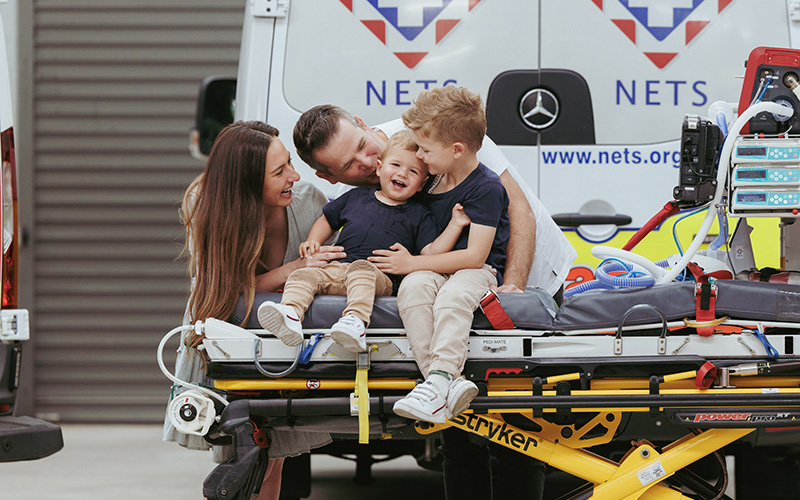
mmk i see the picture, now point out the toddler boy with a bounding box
[258,130,470,352]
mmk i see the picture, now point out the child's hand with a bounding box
[302,245,346,268]
[369,243,415,275]
[451,203,471,228]
[299,240,320,258]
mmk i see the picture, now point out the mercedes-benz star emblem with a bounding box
[519,88,559,130]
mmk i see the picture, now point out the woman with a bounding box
[165,121,344,499]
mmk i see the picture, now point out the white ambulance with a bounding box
[0,0,62,461]
[193,0,799,289]
[189,0,800,495]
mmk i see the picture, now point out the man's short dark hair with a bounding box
[293,105,360,173]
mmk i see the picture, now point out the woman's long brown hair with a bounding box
[182,121,280,326]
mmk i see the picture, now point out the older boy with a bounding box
[367,86,509,424]
[257,130,470,352]
[294,98,554,500]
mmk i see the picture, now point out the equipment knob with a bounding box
[179,403,198,422]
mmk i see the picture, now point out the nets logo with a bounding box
[592,0,733,68]
[339,0,482,69]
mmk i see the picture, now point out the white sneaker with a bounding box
[446,376,478,418]
[329,314,367,352]
[257,301,303,347]
[393,379,448,424]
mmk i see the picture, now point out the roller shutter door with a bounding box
[32,0,244,422]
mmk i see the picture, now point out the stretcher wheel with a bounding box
[734,446,800,500]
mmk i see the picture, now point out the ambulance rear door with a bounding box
[529,0,790,250]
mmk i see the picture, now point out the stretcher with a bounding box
[170,279,800,499]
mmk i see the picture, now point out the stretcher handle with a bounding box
[616,304,667,355]
[253,339,303,378]
[754,323,780,359]
[661,370,699,383]
[683,316,729,329]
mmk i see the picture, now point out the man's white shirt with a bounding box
[335,118,576,296]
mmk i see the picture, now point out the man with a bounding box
[293,104,576,297]
[293,104,576,500]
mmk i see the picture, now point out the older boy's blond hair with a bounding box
[380,129,419,160]
[402,86,485,152]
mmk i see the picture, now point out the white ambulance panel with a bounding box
[530,0,792,236]
[273,0,537,196]
[282,0,537,125]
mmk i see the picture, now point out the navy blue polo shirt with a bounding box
[323,187,439,287]
[415,163,509,284]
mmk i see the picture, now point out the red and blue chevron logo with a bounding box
[592,0,733,68]
[339,0,482,68]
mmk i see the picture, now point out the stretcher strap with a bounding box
[479,290,514,329]
[355,366,369,444]
[378,396,390,438]
[692,277,718,337]
[686,260,734,337]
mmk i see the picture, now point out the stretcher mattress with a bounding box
[229,280,800,335]
[553,280,800,331]
[230,287,558,331]
[205,280,800,377]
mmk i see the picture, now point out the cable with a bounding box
[157,323,229,406]
[750,75,774,106]
[754,75,774,103]
[709,204,728,251]
[672,206,708,256]
[750,80,765,106]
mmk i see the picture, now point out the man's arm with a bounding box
[499,170,535,291]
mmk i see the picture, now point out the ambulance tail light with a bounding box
[1,127,18,308]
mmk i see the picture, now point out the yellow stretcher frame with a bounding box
[214,366,800,498]
[426,414,751,500]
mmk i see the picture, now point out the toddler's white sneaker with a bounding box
[257,301,303,347]
[330,313,367,352]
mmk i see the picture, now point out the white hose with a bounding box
[157,324,229,406]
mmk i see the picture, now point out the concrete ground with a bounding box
[0,424,740,499]
[0,424,444,500]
